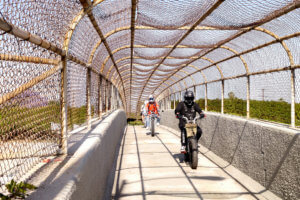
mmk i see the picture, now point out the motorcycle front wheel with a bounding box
[188,138,198,169]
[151,117,155,137]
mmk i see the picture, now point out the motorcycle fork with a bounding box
[181,129,187,146]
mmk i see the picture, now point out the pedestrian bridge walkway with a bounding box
[112,125,275,200]
[3,109,299,200]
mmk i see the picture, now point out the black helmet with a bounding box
[184,91,194,106]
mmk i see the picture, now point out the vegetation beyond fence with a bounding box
[170,99,300,126]
[0,103,98,140]
[0,101,61,140]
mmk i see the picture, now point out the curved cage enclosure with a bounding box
[0,0,299,194]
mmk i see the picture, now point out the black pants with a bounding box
[179,125,202,146]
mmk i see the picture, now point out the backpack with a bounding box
[183,102,195,120]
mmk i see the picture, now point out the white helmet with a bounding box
[149,95,154,103]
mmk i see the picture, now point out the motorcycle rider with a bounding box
[175,91,205,153]
[146,95,160,129]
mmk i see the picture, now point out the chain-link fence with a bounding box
[0,16,122,196]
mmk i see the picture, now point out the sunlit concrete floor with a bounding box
[110,125,278,200]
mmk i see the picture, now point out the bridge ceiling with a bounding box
[1,0,299,113]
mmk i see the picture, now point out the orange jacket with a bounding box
[146,102,159,115]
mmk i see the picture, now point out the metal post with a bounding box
[110,83,113,111]
[247,76,250,119]
[104,79,107,113]
[194,85,197,100]
[114,86,117,109]
[117,91,120,108]
[106,81,110,112]
[205,83,208,111]
[59,57,68,154]
[109,82,112,111]
[114,85,116,110]
[221,80,224,114]
[113,84,116,110]
[166,97,168,110]
[291,69,295,127]
[166,96,169,109]
[173,94,175,109]
[98,75,102,118]
[87,68,92,130]
[110,83,112,111]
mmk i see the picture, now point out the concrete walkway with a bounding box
[111,125,269,200]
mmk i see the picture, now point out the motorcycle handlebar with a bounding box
[181,116,201,124]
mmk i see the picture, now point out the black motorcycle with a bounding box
[182,115,201,169]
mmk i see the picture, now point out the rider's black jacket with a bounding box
[175,101,203,128]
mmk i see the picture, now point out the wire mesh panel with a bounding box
[202,66,222,82]
[180,30,239,47]
[0,0,81,49]
[218,57,246,78]
[67,61,87,130]
[243,43,290,73]
[225,30,275,53]
[191,72,205,85]
[136,0,217,29]
[164,58,191,66]
[284,37,300,66]
[135,30,185,46]
[134,48,169,59]
[195,85,205,109]
[170,48,203,58]
[260,9,300,37]
[0,69,61,192]
[68,15,100,63]
[0,61,55,94]
[207,82,221,112]
[250,71,291,124]
[224,78,247,116]
[91,43,109,73]
[205,48,235,63]
[92,0,131,36]
[201,0,296,28]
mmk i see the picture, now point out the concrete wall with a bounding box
[160,110,299,200]
[28,109,127,200]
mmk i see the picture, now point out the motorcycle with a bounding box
[181,115,201,169]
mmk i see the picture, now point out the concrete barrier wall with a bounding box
[160,109,299,200]
[70,110,127,200]
[28,109,127,200]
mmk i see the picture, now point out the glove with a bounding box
[200,113,205,119]
[176,114,182,119]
